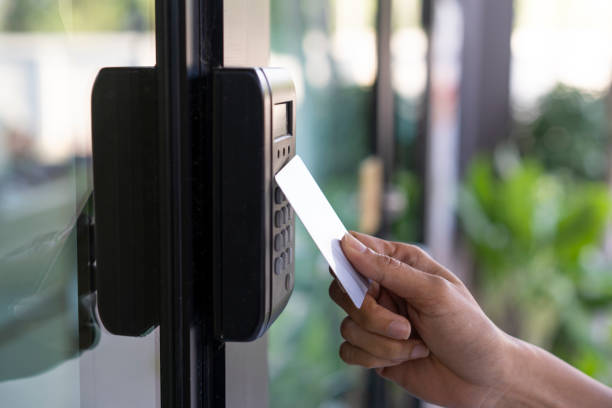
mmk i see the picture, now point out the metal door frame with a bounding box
[155,0,271,406]
[155,0,196,406]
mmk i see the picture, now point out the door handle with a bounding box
[90,67,160,337]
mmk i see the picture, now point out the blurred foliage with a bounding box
[0,0,153,32]
[269,1,373,407]
[391,96,424,244]
[461,85,612,382]
[459,151,612,382]
[390,169,421,243]
[269,0,422,406]
[514,85,609,180]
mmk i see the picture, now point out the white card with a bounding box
[275,155,369,308]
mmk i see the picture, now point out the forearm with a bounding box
[496,337,612,408]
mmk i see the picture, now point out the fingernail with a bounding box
[410,344,430,360]
[387,321,411,340]
[343,233,367,253]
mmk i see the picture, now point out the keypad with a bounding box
[272,136,295,296]
[272,184,294,279]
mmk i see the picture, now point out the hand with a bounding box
[329,232,514,407]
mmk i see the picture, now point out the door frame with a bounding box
[156,0,200,406]
[155,0,271,407]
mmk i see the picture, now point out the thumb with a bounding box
[341,233,437,306]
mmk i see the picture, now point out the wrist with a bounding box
[475,333,528,408]
[492,335,537,408]
[492,335,612,408]
[463,332,527,408]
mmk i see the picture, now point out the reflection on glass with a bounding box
[0,1,157,406]
[390,0,426,246]
[269,1,375,406]
[269,1,425,407]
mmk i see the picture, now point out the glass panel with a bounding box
[0,1,157,406]
[269,0,428,404]
[268,1,405,406]
[389,0,427,244]
[388,1,428,404]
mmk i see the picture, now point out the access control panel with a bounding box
[213,67,296,341]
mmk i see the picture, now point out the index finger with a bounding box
[341,233,445,306]
[349,231,461,285]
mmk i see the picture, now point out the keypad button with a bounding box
[274,233,282,251]
[287,205,292,220]
[274,257,282,275]
[286,248,293,264]
[281,230,286,248]
[285,273,293,291]
[281,207,288,224]
[274,210,282,228]
[285,225,292,241]
[280,252,287,269]
[274,187,284,204]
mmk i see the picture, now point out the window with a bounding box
[0,1,158,405]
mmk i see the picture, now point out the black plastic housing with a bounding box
[91,67,160,337]
[213,68,296,341]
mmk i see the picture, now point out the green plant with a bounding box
[515,85,609,180]
[390,169,421,243]
[458,154,612,382]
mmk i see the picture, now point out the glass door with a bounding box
[268,0,428,406]
[0,1,160,406]
[268,1,377,405]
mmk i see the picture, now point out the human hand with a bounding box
[329,232,515,408]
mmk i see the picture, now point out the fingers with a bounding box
[350,231,461,285]
[341,233,445,306]
[339,342,400,369]
[376,359,431,394]
[340,317,429,362]
[339,340,429,369]
[376,357,448,404]
[329,279,411,340]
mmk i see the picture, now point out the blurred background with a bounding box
[268,0,612,407]
[2,0,612,407]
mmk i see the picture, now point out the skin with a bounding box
[329,231,612,408]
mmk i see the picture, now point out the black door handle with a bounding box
[91,67,160,337]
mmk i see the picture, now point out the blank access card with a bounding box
[275,155,369,308]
